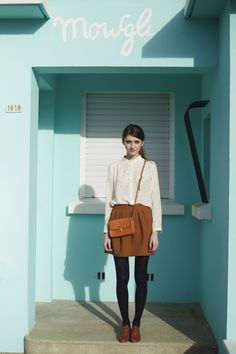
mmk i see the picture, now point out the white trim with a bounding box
[184,0,195,18]
[192,203,211,220]
[80,90,175,200]
[68,198,185,215]
[169,93,175,199]
[223,339,236,354]
[79,93,87,199]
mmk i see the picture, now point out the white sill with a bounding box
[67,198,185,215]
[223,339,236,354]
[192,203,211,220]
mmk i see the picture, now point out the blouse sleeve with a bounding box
[150,161,162,232]
[104,164,113,233]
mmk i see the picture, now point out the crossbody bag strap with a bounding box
[131,159,147,217]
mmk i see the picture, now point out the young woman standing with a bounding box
[104,124,162,343]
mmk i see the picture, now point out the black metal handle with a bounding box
[184,100,209,203]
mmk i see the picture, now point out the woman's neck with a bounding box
[124,153,141,160]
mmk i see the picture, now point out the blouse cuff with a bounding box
[153,228,163,233]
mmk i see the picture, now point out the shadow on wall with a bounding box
[0,19,47,34]
[63,185,122,328]
[142,9,218,68]
[64,185,107,301]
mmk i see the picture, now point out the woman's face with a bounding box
[123,134,144,159]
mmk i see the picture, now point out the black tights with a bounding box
[114,256,149,327]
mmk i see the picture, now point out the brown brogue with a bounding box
[118,325,131,342]
[130,325,141,342]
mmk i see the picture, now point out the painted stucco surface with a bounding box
[227,0,236,342]
[0,0,218,69]
[36,73,201,304]
[0,0,234,353]
[0,65,38,352]
[200,1,236,351]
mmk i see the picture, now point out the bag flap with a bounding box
[109,217,131,230]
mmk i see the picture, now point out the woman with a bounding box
[103,124,162,343]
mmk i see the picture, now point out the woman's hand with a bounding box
[104,232,113,252]
[149,231,159,252]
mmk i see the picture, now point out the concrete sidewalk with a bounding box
[25,301,217,354]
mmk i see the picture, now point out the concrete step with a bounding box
[25,301,217,354]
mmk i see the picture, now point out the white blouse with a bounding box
[104,154,162,233]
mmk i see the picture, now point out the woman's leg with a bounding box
[114,256,130,326]
[133,256,149,327]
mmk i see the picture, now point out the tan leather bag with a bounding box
[108,159,147,238]
[109,217,135,238]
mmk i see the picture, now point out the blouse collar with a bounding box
[122,154,143,163]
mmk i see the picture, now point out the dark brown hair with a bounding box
[122,124,147,159]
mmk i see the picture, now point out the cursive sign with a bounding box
[53,8,154,56]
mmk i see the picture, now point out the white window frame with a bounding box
[79,91,175,201]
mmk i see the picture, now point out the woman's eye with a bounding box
[125,140,141,144]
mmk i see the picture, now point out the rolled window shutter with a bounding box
[85,93,172,198]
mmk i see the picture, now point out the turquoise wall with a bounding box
[0,66,38,352]
[28,70,39,329]
[0,0,224,352]
[227,0,236,341]
[200,3,230,353]
[36,90,55,302]
[36,73,202,303]
[0,0,217,69]
[35,0,217,69]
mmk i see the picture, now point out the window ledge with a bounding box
[192,203,211,220]
[67,199,185,215]
[223,339,236,354]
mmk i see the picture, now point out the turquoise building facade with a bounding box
[0,0,235,353]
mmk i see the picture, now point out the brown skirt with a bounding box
[107,204,154,257]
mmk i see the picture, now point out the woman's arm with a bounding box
[103,165,113,252]
[149,162,162,251]
[104,231,113,252]
[151,162,162,231]
[104,165,113,233]
[149,230,159,251]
